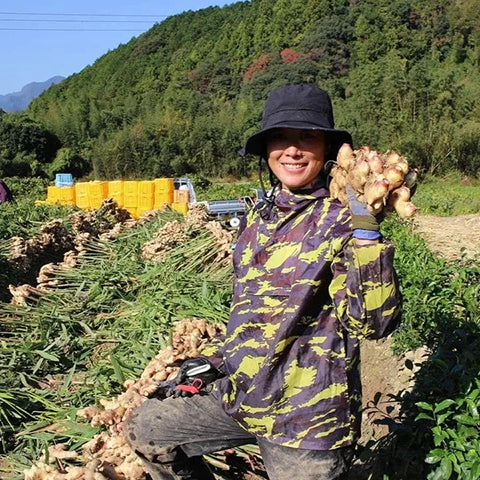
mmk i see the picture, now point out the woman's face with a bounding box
[266,128,327,190]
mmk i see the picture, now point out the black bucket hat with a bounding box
[240,83,352,159]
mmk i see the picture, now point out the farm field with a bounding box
[0,176,479,480]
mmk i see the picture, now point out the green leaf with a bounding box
[34,350,60,362]
[434,399,456,414]
[437,412,454,425]
[60,364,76,395]
[110,353,125,385]
[417,401,434,411]
[429,467,445,480]
[79,321,95,336]
[471,461,480,479]
[439,456,452,479]
[416,412,434,421]
[425,449,445,464]
[32,357,44,374]
[454,414,479,426]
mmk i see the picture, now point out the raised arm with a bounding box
[329,240,401,339]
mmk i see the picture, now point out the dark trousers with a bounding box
[125,390,353,480]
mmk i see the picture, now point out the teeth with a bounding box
[282,164,306,169]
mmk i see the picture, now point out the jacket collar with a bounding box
[274,185,330,213]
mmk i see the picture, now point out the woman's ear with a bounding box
[321,159,335,177]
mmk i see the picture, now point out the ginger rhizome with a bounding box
[329,144,418,218]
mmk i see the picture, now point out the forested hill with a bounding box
[25,0,480,179]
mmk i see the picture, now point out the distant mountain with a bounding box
[0,76,65,112]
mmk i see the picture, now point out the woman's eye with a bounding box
[268,132,283,141]
[300,131,316,140]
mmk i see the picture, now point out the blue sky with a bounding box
[0,0,243,95]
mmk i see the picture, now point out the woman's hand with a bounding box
[345,184,381,242]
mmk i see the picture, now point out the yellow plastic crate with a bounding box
[154,191,174,209]
[138,180,154,211]
[124,181,138,208]
[126,206,137,218]
[46,186,61,204]
[107,181,124,207]
[172,202,188,215]
[154,178,174,193]
[88,182,108,209]
[59,186,75,205]
[75,183,90,209]
[137,206,155,217]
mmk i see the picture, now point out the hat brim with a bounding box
[240,123,353,159]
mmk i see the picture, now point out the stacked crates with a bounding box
[174,189,190,203]
[87,182,108,209]
[108,181,124,208]
[46,186,75,206]
[73,182,108,209]
[45,173,76,205]
[154,178,174,209]
[44,177,191,217]
[172,202,189,215]
[74,182,90,209]
[172,188,189,215]
[59,186,75,205]
[55,173,74,187]
[45,186,60,205]
[123,181,139,218]
[138,180,155,217]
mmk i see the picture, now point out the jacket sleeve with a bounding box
[198,335,225,371]
[329,239,401,339]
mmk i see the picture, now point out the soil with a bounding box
[359,213,480,444]
[412,214,480,261]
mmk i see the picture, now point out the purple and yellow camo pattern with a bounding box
[203,186,401,451]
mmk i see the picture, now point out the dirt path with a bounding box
[412,214,480,260]
[359,213,480,444]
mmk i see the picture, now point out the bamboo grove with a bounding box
[1,0,480,181]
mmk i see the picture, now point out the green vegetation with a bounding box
[414,173,480,216]
[0,177,76,240]
[0,208,232,475]
[381,218,479,352]
[0,0,478,181]
[1,0,479,475]
[0,112,60,177]
[353,217,480,479]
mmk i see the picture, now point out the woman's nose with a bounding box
[284,143,302,157]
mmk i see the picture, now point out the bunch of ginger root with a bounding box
[329,143,418,219]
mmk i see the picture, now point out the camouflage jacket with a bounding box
[205,186,401,450]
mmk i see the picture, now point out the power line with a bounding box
[0,28,145,32]
[0,12,168,18]
[0,19,155,23]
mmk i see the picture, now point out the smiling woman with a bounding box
[125,84,402,480]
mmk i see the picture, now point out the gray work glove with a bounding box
[346,184,381,240]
